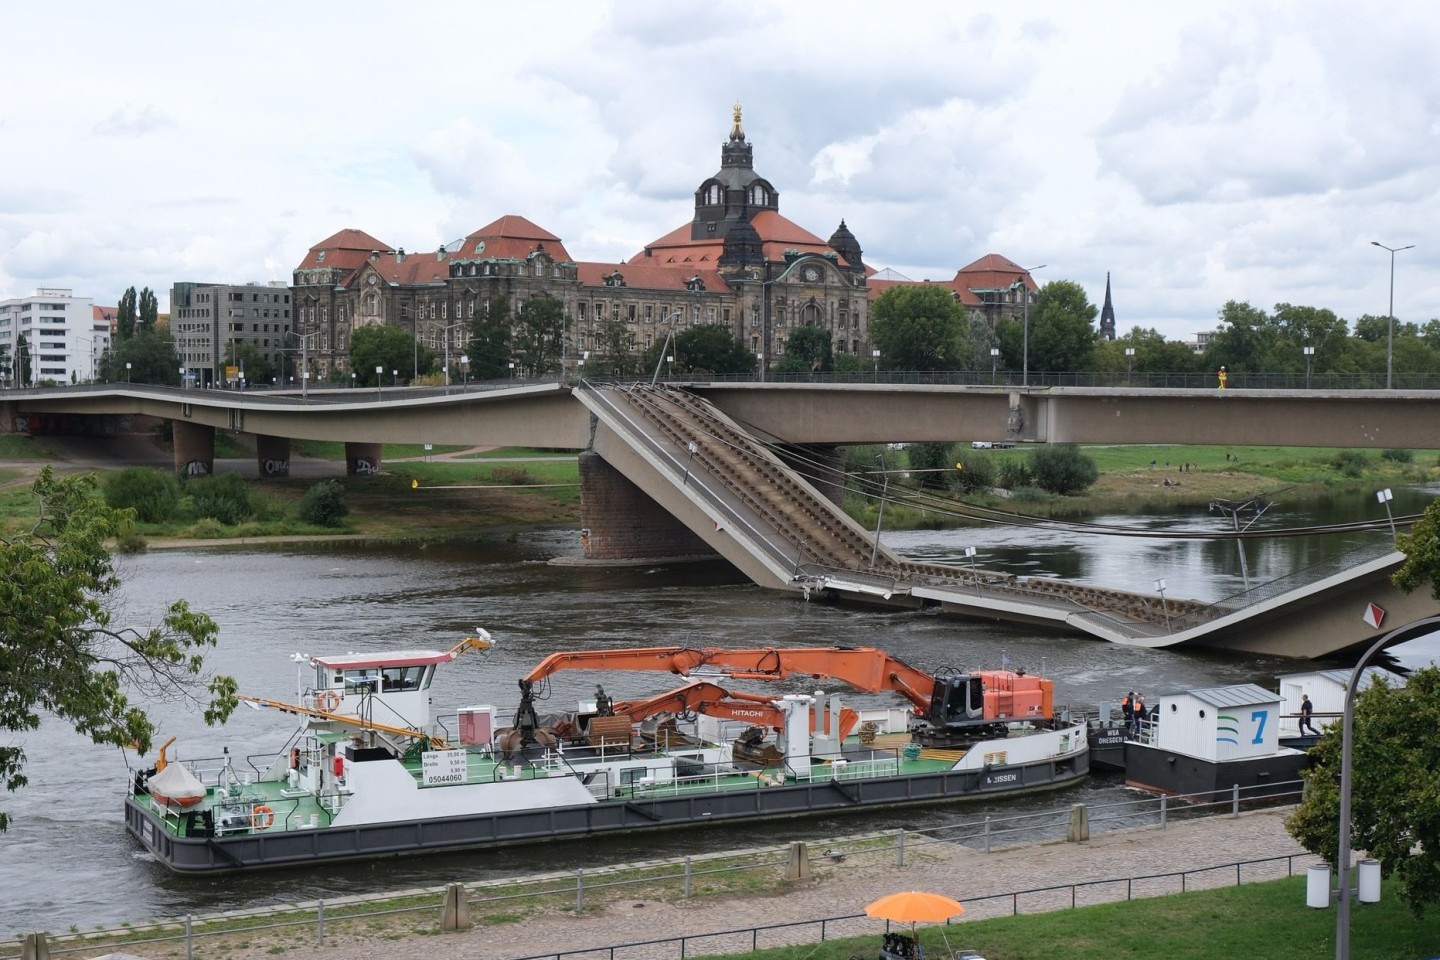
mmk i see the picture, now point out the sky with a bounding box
[2,1,1437,342]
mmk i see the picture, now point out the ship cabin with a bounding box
[1274,667,1404,738]
[301,650,448,730]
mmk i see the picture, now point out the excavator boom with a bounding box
[610,681,859,739]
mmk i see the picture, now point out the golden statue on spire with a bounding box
[730,102,745,141]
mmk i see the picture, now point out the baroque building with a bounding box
[290,106,1040,381]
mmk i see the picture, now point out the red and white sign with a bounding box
[1362,603,1386,629]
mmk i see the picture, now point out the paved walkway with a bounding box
[172,808,1311,960]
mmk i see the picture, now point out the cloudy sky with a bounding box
[2,2,1436,341]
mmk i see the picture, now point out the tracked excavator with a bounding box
[517,645,1054,748]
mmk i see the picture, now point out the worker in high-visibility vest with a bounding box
[1217,366,1228,390]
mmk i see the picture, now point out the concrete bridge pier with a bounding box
[173,420,215,477]
[256,435,291,478]
[346,442,383,477]
[778,444,846,509]
[577,452,714,562]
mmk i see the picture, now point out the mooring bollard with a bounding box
[1067,803,1090,842]
[441,882,472,931]
[784,840,811,881]
[21,932,50,960]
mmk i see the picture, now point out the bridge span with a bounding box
[4,381,1434,658]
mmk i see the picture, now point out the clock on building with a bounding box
[367,274,377,285]
[802,265,820,283]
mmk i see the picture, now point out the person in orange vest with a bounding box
[1131,693,1146,736]
[1217,366,1228,390]
[1120,691,1134,735]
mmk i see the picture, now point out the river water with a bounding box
[4,484,1438,934]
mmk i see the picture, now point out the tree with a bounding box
[468,296,513,381]
[98,325,181,385]
[869,285,969,371]
[117,286,138,341]
[224,339,274,386]
[1025,280,1098,373]
[1286,666,1440,916]
[350,325,422,386]
[907,442,955,490]
[0,468,237,831]
[15,333,31,387]
[779,325,833,374]
[138,287,159,330]
[1202,300,1277,373]
[675,323,755,376]
[591,314,640,379]
[512,294,566,377]
[1029,444,1098,495]
[1393,498,1440,601]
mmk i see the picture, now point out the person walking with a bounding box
[1217,366,1228,390]
[1299,694,1320,736]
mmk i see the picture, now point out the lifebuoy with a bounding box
[250,804,275,830]
[318,691,340,712]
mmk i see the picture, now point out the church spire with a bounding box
[1099,271,1116,341]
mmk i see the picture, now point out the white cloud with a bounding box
[0,0,1435,341]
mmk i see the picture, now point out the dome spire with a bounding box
[729,102,745,142]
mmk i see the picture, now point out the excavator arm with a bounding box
[610,681,860,739]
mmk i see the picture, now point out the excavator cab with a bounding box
[927,675,984,729]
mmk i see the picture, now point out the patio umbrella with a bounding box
[865,891,965,924]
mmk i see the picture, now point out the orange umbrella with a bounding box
[865,890,966,924]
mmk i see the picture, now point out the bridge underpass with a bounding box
[6,382,1434,657]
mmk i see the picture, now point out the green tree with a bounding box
[297,480,349,528]
[99,326,180,385]
[513,294,566,377]
[907,442,955,490]
[675,323,755,376]
[138,287,159,330]
[1286,666,1440,916]
[1025,280,1098,373]
[117,287,138,340]
[15,334,31,387]
[779,325,833,374]
[103,468,180,523]
[223,340,274,386]
[350,325,421,386]
[1393,498,1440,601]
[591,315,641,379]
[0,468,237,831]
[869,285,968,371]
[468,296,513,381]
[1029,444,1098,495]
[1203,300,1281,373]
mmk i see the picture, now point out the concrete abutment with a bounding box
[172,420,215,477]
[578,451,715,562]
[346,442,383,477]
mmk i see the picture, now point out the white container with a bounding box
[1358,859,1381,903]
[1307,864,1331,908]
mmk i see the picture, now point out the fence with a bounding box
[5,781,1304,960]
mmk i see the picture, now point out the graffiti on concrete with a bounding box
[351,458,380,476]
[184,460,211,476]
[261,458,291,477]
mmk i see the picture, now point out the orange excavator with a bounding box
[517,645,1054,747]
[609,680,861,740]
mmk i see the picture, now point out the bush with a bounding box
[904,442,954,490]
[996,457,1034,490]
[487,466,538,486]
[103,468,180,523]
[1030,444,1099,495]
[1333,449,1371,478]
[185,473,255,525]
[297,480,349,528]
[1381,448,1413,464]
[186,517,227,539]
[952,451,996,493]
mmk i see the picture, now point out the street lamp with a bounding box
[440,321,466,388]
[375,364,383,401]
[1125,347,1135,381]
[125,361,132,383]
[460,354,470,391]
[392,369,398,387]
[507,361,515,380]
[1011,263,1047,387]
[1304,345,1315,389]
[179,365,187,389]
[989,347,999,384]
[666,354,674,380]
[869,454,889,570]
[871,348,880,379]
[1370,241,1414,390]
[351,371,356,389]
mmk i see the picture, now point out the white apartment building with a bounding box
[172,280,292,387]
[0,288,105,386]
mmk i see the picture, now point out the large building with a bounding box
[291,106,1041,381]
[171,280,293,387]
[0,288,105,387]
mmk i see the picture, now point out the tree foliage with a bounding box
[98,325,180,385]
[1029,444,1099,495]
[350,325,422,386]
[779,325,833,374]
[1025,280,1098,373]
[591,315,641,379]
[906,442,954,490]
[103,468,180,523]
[1394,498,1440,601]
[138,287,159,330]
[869,285,969,371]
[1286,667,1440,917]
[297,480,349,528]
[676,323,755,375]
[468,296,513,381]
[117,286,138,340]
[0,468,237,831]
[513,294,567,377]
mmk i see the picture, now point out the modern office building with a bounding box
[171,280,292,387]
[0,288,103,387]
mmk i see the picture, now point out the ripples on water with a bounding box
[4,492,1425,932]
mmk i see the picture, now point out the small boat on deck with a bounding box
[125,632,1088,874]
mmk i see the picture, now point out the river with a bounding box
[4,484,1438,934]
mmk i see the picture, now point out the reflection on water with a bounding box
[3,485,1432,932]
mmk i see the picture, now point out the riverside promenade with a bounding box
[179,807,1312,960]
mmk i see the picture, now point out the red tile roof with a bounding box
[865,277,983,306]
[953,253,1038,293]
[575,261,731,291]
[295,228,392,273]
[461,215,574,263]
[364,250,453,286]
[629,210,850,267]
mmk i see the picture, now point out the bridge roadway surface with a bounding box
[191,808,1315,960]
[6,381,1437,658]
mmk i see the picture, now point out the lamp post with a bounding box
[1154,578,1171,632]
[869,454,889,570]
[507,361,515,380]
[1304,345,1315,389]
[666,354,674,380]
[871,348,880,380]
[1012,263,1047,387]
[1125,347,1135,381]
[1370,241,1414,390]
[125,361,132,383]
[460,354,469,391]
[179,365,187,389]
[964,546,979,595]
[291,331,317,402]
[392,369,398,388]
[351,371,356,389]
[1377,488,1396,545]
[989,347,999,384]
[375,364,383,401]
[440,321,466,389]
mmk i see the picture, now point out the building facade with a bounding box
[291,107,1041,382]
[0,288,103,387]
[171,280,293,387]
